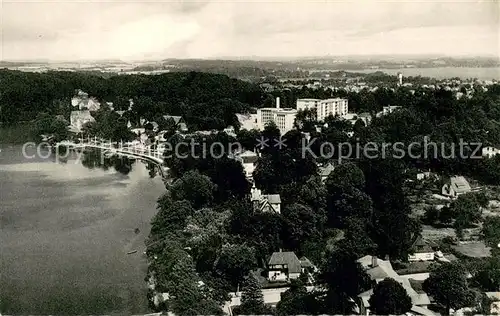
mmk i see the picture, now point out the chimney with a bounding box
[371,255,378,267]
[276,97,280,109]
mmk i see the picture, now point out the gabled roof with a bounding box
[357,255,399,280]
[268,251,301,273]
[264,194,281,204]
[163,115,183,124]
[357,255,430,307]
[450,176,471,193]
[411,236,434,253]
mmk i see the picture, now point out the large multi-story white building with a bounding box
[257,97,297,134]
[296,98,348,122]
[296,99,321,111]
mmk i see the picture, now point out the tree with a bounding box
[423,262,476,313]
[482,216,500,247]
[317,248,371,314]
[276,278,319,315]
[368,278,412,315]
[169,253,223,315]
[325,163,373,228]
[31,113,69,141]
[281,203,323,252]
[215,243,257,288]
[447,193,483,238]
[362,158,421,259]
[150,197,195,239]
[169,170,216,209]
[234,275,270,315]
[326,163,365,192]
[472,256,500,291]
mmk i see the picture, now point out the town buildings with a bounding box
[296,98,349,122]
[257,97,297,134]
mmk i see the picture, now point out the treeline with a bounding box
[0,69,263,131]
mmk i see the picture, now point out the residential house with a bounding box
[223,126,237,137]
[441,176,472,198]
[267,251,313,282]
[163,115,188,132]
[357,255,431,316]
[236,113,259,131]
[234,150,259,179]
[482,146,500,158]
[318,163,335,182]
[71,89,100,111]
[357,112,373,125]
[376,105,402,117]
[416,170,437,181]
[408,236,435,262]
[251,186,281,214]
[70,110,95,133]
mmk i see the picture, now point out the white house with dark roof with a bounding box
[408,236,435,262]
[356,255,432,316]
[441,176,472,198]
[267,251,313,282]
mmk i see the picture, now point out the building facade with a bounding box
[296,98,348,122]
[257,98,297,134]
[296,98,321,112]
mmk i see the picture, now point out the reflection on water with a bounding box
[0,146,166,315]
[80,148,135,176]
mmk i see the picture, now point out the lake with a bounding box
[0,145,166,315]
[349,67,500,80]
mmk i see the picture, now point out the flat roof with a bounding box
[259,107,297,113]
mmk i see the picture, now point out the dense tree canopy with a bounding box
[423,262,476,312]
[368,278,412,315]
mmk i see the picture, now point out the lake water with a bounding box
[349,67,500,80]
[0,145,166,315]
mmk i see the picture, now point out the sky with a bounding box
[1,0,499,61]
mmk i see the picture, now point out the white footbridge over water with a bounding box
[56,137,169,179]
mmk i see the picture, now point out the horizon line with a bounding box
[2,53,500,64]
